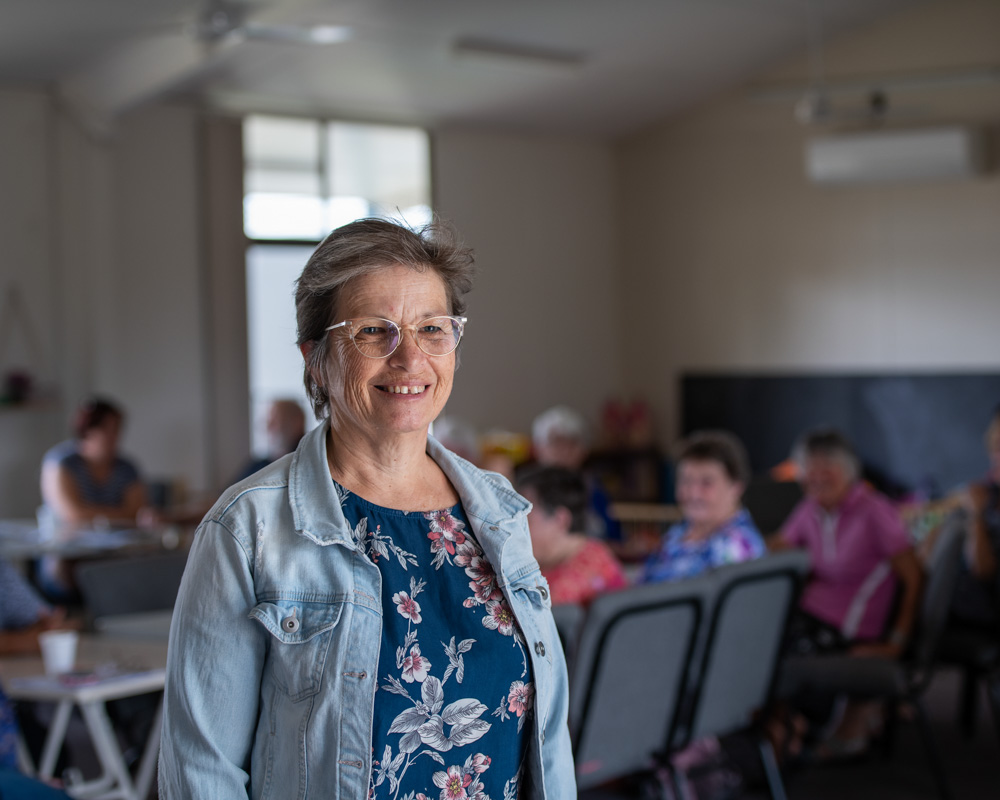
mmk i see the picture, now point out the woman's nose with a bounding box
[389,328,426,364]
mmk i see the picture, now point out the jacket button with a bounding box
[539,586,549,600]
[534,641,545,657]
[489,525,498,531]
[282,615,300,633]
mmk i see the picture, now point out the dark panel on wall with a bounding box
[682,373,1000,496]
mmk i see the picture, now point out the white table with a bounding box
[0,519,169,562]
[0,635,168,800]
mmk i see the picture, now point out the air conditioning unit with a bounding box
[805,126,987,185]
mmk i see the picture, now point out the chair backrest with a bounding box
[75,551,189,620]
[912,510,966,669]
[683,550,810,744]
[550,602,585,674]
[570,575,710,789]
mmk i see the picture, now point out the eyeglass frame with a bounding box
[324,315,468,359]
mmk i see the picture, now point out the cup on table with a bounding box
[39,629,79,675]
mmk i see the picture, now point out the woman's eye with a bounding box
[420,325,442,334]
[359,326,387,336]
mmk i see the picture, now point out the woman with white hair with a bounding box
[776,428,922,656]
[772,428,923,759]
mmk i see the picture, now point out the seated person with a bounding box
[774,428,922,655]
[530,405,621,541]
[0,558,73,799]
[638,431,764,583]
[235,398,307,482]
[518,465,628,607]
[40,397,147,528]
[947,406,1000,631]
[771,428,923,758]
[39,396,149,598]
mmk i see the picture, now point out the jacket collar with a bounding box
[288,420,530,547]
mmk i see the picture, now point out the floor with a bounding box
[581,666,999,800]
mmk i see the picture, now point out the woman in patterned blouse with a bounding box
[160,219,575,800]
[638,431,764,583]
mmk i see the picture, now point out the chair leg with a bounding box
[758,738,788,800]
[912,698,953,800]
[880,699,899,759]
[986,669,1000,745]
[958,665,978,738]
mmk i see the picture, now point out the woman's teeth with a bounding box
[382,385,426,394]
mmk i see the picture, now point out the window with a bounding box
[243,115,432,453]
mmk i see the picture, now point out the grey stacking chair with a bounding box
[549,601,585,673]
[670,550,810,800]
[570,575,712,791]
[75,551,189,621]
[778,512,966,800]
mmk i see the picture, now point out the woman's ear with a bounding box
[300,341,324,391]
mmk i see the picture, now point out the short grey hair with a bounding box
[531,406,589,449]
[793,427,861,483]
[295,218,475,418]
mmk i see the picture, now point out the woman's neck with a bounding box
[325,425,457,511]
[536,531,586,568]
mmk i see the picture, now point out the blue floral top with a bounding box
[638,509,765,583]
[337,484,531,800]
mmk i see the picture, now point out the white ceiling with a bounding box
[0,0,931,138]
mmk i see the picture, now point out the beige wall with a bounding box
[434,128,622,437]
[618,0,1000,447]
[2,0,999,514]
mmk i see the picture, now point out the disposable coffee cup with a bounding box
[39,630,79,675]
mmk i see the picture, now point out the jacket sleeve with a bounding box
[540,605,577,800]
[158,519,266,799]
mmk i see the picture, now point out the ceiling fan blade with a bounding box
[240,21,352,45]
[58,30,230,137]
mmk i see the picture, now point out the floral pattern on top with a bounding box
[638,508,765,584]
[338,485,530,800]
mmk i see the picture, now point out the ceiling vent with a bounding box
[805,126,987,185]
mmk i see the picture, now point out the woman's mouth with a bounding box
[377,385,427,395]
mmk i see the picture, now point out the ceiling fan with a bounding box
[192,0,351,45]
[59,0,352,137]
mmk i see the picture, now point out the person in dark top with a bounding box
[234,398,307,482]
[38,397,149,598]
[40,397,147,528]
[948,408,1000,628]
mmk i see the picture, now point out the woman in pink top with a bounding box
[776,429,922,656]
[772,428,923,758]
[518,466,628,607]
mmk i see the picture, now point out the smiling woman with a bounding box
[159,218,576,800]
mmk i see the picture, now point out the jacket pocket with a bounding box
[250,599,344,701]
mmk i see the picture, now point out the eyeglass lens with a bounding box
[350,317,462,357]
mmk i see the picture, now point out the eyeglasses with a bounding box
[325,316,467,359]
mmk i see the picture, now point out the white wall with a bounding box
[618,0,1000,447]
[0,90,62,517]
[0,95,230,516]
[434,128,622,439]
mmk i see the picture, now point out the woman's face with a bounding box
[802,453,854,510]
[321,264,456,442]
[80,416,121,462]
[676,459,743,529]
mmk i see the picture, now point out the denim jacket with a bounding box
[159,421,576,800]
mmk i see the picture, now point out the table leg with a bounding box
[77,701,138,800]
[38,699,73,778]
[133,698,163,800]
